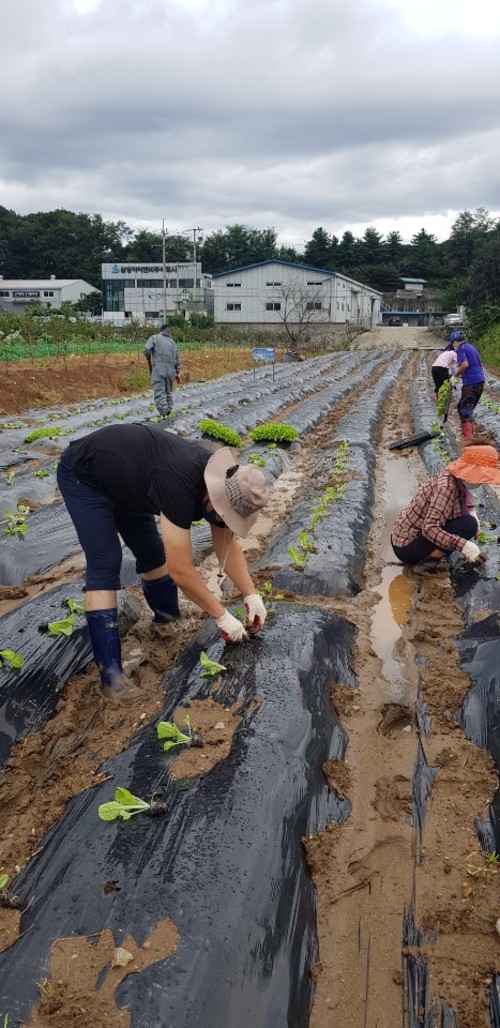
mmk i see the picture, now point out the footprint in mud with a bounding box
[378,702,412,736]
[373,774,413,822]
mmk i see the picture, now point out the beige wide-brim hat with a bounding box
[448,445,500,486]
[203,447,271,537]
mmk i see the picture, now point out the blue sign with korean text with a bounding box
[252,348,275,363]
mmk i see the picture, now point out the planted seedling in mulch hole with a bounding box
[99,787,161,822]
[103,879,122,894]
[287,546,307,571]
[4,472,15,486]
[34,468,49,479]
[41,597,85,637]
[157,714,204,751]
[3,505,30,537]
[0,649,24,670]
[0,875,20,910]
[199,651,227,678]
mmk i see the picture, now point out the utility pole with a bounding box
[162,219,167,321]
[192,227,203,304]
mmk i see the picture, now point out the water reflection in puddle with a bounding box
[370,452,419,687]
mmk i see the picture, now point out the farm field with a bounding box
[0,330,500,1028]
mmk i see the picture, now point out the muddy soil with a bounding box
[1,338,499,1027]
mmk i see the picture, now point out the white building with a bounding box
[0,277,95,312]
[101,261,213,323]
[212,260,382,329]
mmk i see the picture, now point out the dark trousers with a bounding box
[458,382,484,423]
[431,367,449,393]
[391,514,477,565]
[57,449,165,590]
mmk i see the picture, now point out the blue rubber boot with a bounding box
[86,609,138,699]
[141,574,181,623]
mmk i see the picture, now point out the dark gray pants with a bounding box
[151,363,175,416]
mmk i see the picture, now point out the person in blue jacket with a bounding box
[448,330,485,438]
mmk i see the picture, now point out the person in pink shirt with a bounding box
[431,342,457,397]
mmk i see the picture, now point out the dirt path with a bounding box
[1,347,499,1026]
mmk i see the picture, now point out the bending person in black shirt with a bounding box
[57,424,270,700]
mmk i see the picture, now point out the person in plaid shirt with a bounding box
[391,440,500,566]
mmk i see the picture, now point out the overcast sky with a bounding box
[1,0,499,249]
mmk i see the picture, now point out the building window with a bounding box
[266,281,282,286]
[226,282,241,287]
[266,302,281,311]
[145,311,159,318]
[169,279,177,288]
[0,290,9,297]
[178,278,194,289]
[306,301,322,310]
[226,303,242,311]
[43,290,55,297]
[306,281,322,286]
[137,279,163,288]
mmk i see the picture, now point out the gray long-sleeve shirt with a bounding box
[144,330,180,372]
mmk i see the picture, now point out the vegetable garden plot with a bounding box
[0,459,59,511]
[263,444,375,596]
[258,358,407,596]
[0,605,357,1028]
[0,500,80,586]
[475,392,500,447]
[0,583,141,771]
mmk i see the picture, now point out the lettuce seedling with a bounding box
[0,649,24,670]
[287,546,307,569]
[198,419,242,448]
[157,714,204,751]
[98,787,151,821]
[4,505,30,537]
[0,875,9,890]
[249,423,299,444]
[34,468,49,479]
[157,717,192,752]
[4,472,15,486]
[199,651,227,678]
[46,597,84,636]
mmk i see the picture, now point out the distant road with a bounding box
[352,325,443,350]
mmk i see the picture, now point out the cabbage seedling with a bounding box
[4,472,15,486]
[46,597,84,636]
[157,714,204,751]
[0,875,8,890]
[0,649,24,670]
[98,787,151,821]
[199,651,227,678]
[3,505,30,537]
[34,468,49,479]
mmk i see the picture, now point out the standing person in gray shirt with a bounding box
[144,321,181,418]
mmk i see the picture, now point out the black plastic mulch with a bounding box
[0,605,357,1028]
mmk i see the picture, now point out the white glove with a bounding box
[462,540,486,565]
[215,609,248,642]
[244,593,267,630]
[449,375,458,387]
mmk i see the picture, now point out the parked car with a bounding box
[443,313,463,327]
[388,317,402,326]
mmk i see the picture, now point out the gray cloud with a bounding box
[1,0,500,244]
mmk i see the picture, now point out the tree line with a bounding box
[1,205,499,330]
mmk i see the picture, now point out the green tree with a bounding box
[358,227,384,266]
[447,207,496,272]
[200,225,277,274]
[337,230,359,272]
[384,230,404,268]
[303,227,337,269]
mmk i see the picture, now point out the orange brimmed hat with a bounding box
[448,445,500,486]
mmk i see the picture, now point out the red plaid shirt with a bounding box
[392,469,466,552]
